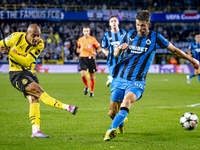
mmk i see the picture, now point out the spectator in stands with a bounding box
[169,56,178,64]
[44,52,51,61]
[46,35,53,47]
[0,20,200,62]
[161,55,167,65]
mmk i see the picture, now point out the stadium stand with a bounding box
[0,1,200,64]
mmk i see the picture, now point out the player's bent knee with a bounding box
[25,82,44,97]
[26,95,39,104]
[108,110,117,119]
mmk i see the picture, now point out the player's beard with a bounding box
[137,29,147,37]
[32,41,38,46]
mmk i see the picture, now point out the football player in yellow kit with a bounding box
[0,24,78,138]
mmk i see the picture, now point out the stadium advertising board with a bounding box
[87,10,103,21]
[151,13,200,21]
[0,64,195,74]
[66,12,200,21]
[64,11,88,20]
[37,64,78,73]
[120,10,137,21]
[0,9,63,21]
[1,9,200,22]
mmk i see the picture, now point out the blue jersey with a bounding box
[102,29,127,75]
[189,42,200,61]
[113,30,169,82]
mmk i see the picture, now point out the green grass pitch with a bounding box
[0,73,200,150]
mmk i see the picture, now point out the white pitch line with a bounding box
[147,79,169,82]
[186,103,200,107]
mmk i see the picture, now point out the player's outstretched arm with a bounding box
[96,47,109,56]
[100,48,109,56]
[9,49,35,67]
[167,43,199,69]
[114,43,129,57]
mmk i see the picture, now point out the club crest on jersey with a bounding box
[146,39,151,45]
[21,78,28,85]
[87,44,91,49]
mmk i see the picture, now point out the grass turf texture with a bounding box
[0,73,200,150]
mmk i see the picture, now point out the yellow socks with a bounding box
[29,103,40,133]
[39,92,66,110]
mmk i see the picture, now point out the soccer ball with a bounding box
[180,112,198,130]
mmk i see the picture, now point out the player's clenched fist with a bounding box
[0,46,10,54]
[119,43,129,50]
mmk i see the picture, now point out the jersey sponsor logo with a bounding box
[130,38,134,41]
[87,44,91,49]
[17,52,27,57]
[111,41,120,46]
[195,48,200,52]
[146,39,151,45]
[129,45,148,54]
[109,37,112,40]
[21,78,28,85]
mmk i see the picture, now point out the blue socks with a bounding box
[189,73,195,79]
[108,107,129,130]
[198,75,200,83]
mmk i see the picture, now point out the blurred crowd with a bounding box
[0,0,200,13]
[0,20,199,64]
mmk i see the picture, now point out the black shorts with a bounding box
[9,71,39,97]
[79,57,97,73]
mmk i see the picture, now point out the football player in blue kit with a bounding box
[186,33,200,84]
[102,15,128,134]
[102,15,127,87]
[104,10,199,141]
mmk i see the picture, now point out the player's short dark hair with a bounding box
[109,15,119,22]
[83,26,90,30]
[136,10,150,22]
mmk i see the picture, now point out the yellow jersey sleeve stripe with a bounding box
[25,45,32,52]
[10,58,21,66]
[3,39,7,47]
[16,34,24,46]
[29,52,36,59]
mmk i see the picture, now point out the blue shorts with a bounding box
[110,77,146,102]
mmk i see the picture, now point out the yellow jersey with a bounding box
[0,32,44,72]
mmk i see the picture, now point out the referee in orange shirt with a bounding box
[77,26,101,97]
